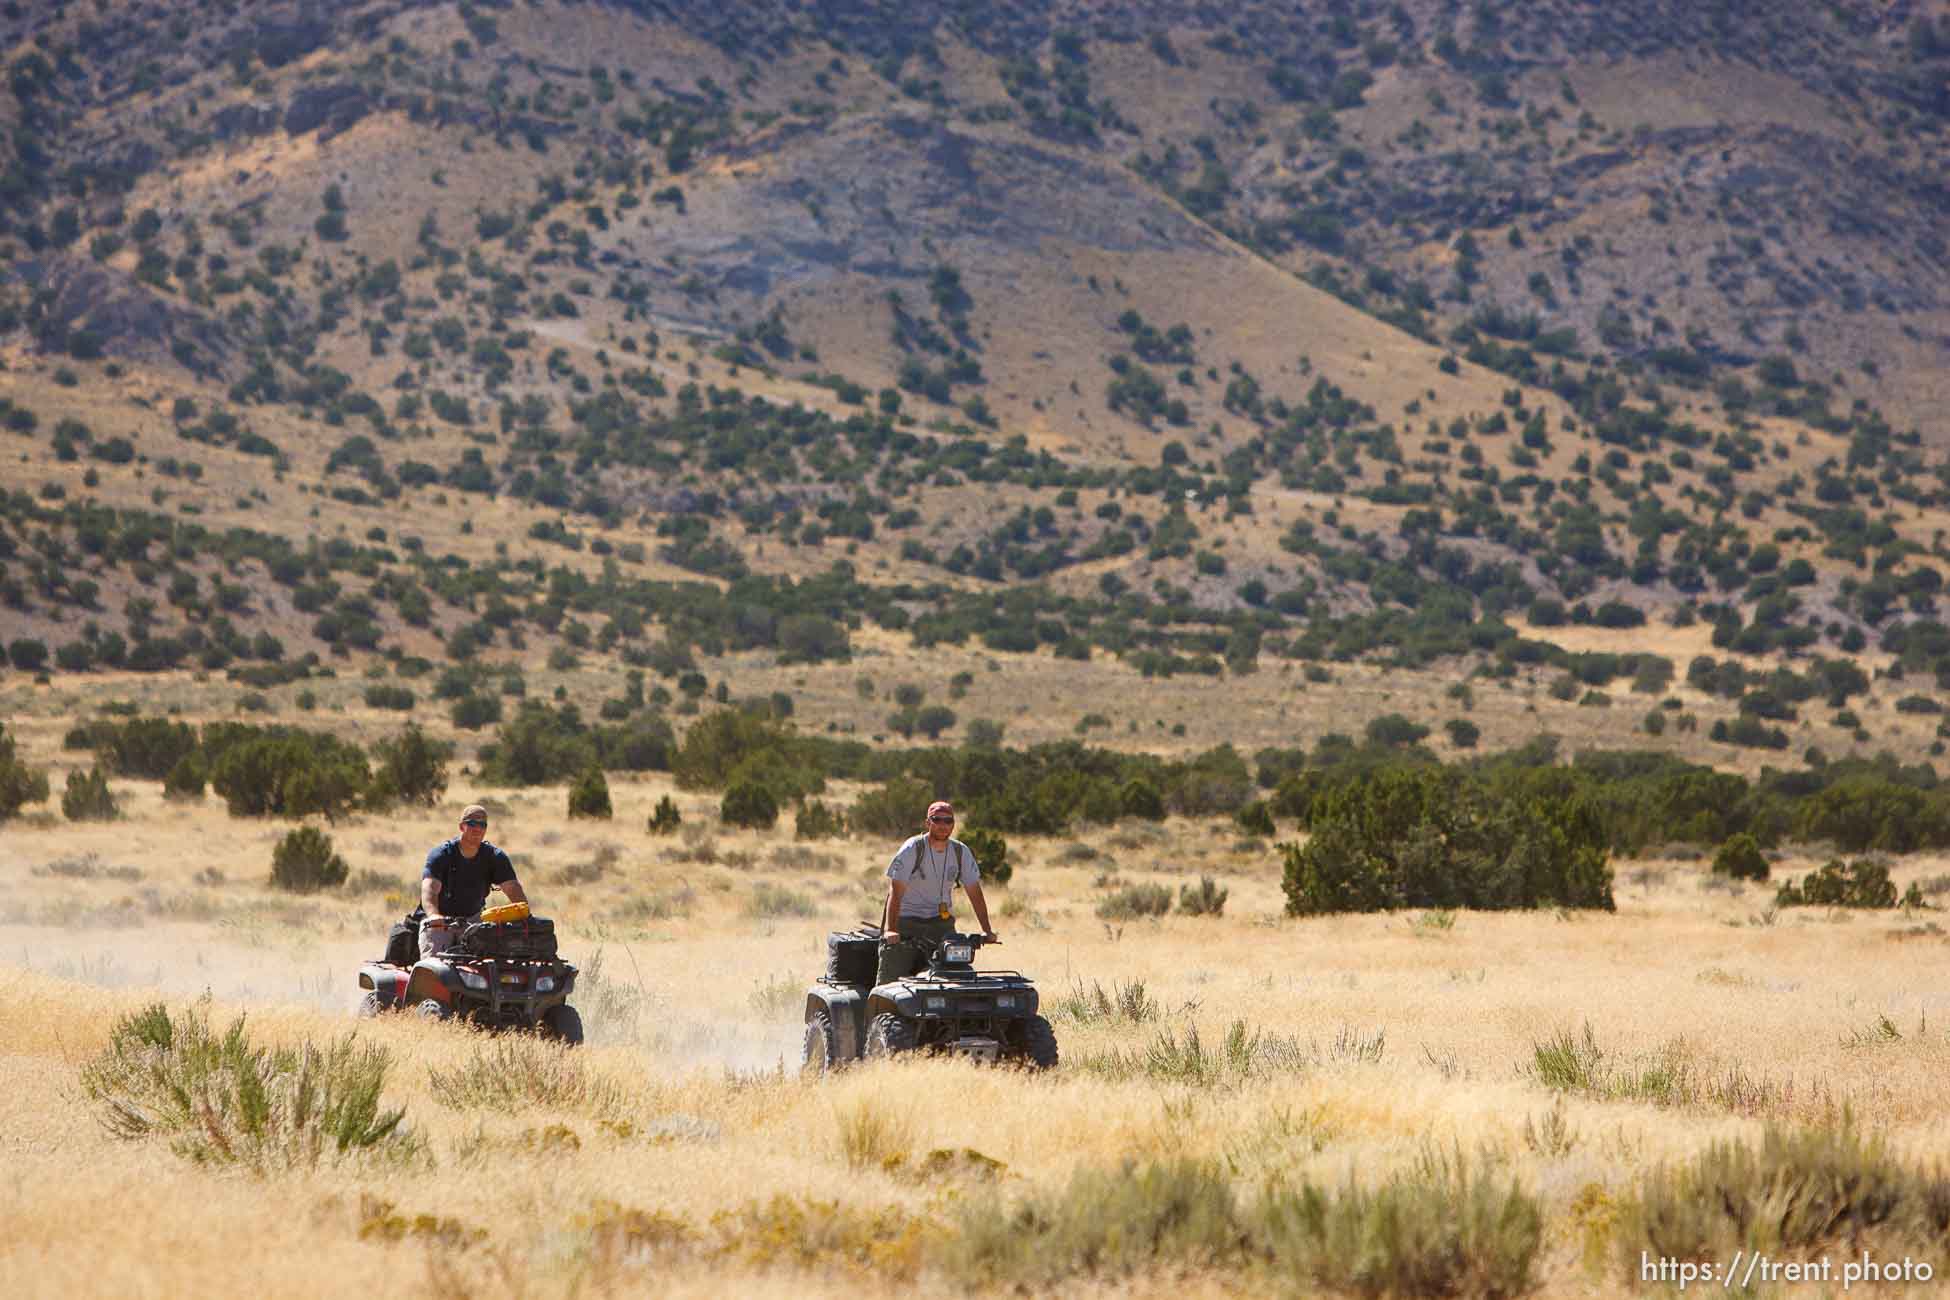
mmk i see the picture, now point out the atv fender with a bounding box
[808,986,867,1061]
[867,983,921,1019]
[407,960,456,1006]
[358,964,411,1007]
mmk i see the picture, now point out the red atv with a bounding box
[356,905,582,1044]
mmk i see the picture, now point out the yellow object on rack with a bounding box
[480,901,530,924]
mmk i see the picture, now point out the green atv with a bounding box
[802,927,1057,1071]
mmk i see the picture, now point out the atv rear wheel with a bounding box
[1020,1014,1059,1070]
[540,1003,584,1046]
[355,990,388,1018]
[415,997,451,1023]
[802,1010,839,1074]
[864,1011,916,1059]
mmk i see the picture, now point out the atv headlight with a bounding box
[941,943,973,964]
[534,976,557,992]
[996,995,1016,1009]
[458,969,488,991]
[925,995,948,1011]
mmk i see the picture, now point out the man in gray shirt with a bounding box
[878,799,996,983]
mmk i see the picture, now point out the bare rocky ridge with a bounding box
[15,255,232,377]
[664,113,1220,299]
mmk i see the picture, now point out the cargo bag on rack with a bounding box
[454,915,558,960]
[825,928,880,985]
[384,907,425,965]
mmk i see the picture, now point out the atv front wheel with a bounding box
[415,998,451,1023]
[1020,1014,1059,1070]
[864,1011,916,1059]
[355,990,388,1018]
[803,1010,839,1074]
[540,1003,584,1046]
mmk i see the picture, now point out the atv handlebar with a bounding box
[870,925,999,949]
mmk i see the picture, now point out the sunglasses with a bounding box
[928,815,954,823]
[461,819,488,829]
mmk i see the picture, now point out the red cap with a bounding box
[926,800,955,820]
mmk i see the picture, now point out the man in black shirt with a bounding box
[419,802,528,960]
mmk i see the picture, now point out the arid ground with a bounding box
[5,761,1950,1298]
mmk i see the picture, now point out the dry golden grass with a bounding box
[6,762,1950,1297]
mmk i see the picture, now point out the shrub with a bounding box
[450,693,502,729]
[673,711,797,790]
[208,727,370,820]
[1078,1020,1374,1085]
[1121,777,1166,820]
[1098,882,1172,920]
[647,794,682,834]
[849,777,933,838]
[1179,876,1228,916]
[1775,858,1898,908]
[568,767,614,820]
[1793,778,1950,853]
[1528,598,1566,627]
[7,638,50,672]
[1260,1149,1543,1298]
[1710,832,1769,882]
[79,1003,416,1169]
[776,612,850,663]
[270,826,350,893]
[163,753,205,801]
[745,882,816,918]
[1281,766,1613,914]
[1235,800,1275,835]
[794,799,846,840]
[965,718,1006,748]
[0,723,50,820]
[593,715,676,771]
[703,1192,928,1276]
[425,1037,629,1115]
[721,780,779,829]
[1445,718,1481,748]
[79,717,197,778]
[1710,715,1789,750]
[914,704,958,739]
[1054,979,1159,1025]
[1366,713,1432,747]
[833,1097,914,1171]
[363,684,415,711]
[1592,601,1646,629]
[369,724,449,808]
[960,825,1010,886]
[479,702,598,785]
[62,767,119,821]
[1618,1117,1937,1272]
[945,1159,1243,1287]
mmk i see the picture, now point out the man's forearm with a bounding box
[421,880,441,915]
[502,878,528,905]
[968,885,993,934]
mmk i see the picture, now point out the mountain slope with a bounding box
[6,0,1950,775]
